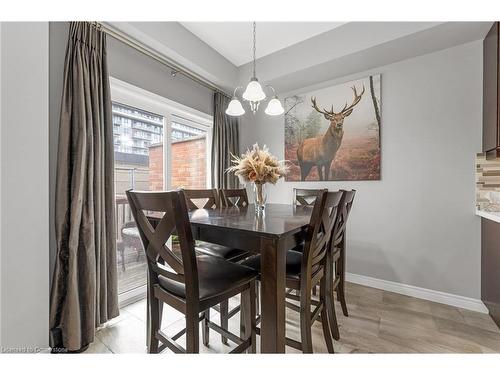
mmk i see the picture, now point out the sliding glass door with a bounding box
[111,78,213,305]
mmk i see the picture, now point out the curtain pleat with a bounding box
[49,22,119,352]
[211,93,240,189]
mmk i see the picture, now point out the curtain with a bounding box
[211,92,240,189]
[50,22,119,352]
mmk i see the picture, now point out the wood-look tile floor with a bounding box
[87,282,500,354]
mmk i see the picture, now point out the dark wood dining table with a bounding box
[150,203,313,353]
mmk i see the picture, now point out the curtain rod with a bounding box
[98,22,230,98]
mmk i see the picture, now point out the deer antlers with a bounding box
[340,85,365,114]
[311,97,334,119]
[311,85,365,118]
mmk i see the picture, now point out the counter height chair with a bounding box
[331,189,356,318]
[293,188,324,206]
[291,189,356,339]
[241,190,343,353]
[220,188,249,208]
[126,189,257,354]
[182,188,250,345]
[182,188,249,262]
[292,188,327,296]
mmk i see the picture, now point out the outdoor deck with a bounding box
[117,240,147,295]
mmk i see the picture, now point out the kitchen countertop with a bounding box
[476,209,500,223]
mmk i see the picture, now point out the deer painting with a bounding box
[296,85,365,181]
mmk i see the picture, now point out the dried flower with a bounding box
[226,144,288,185]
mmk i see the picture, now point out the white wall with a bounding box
[0,22,49,350]
[240,41,482,299]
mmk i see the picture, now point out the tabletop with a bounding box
[186,204,312,238]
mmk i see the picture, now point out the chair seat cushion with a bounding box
[158,254,257,301]
[241,250,304,276]
[292,243,340,253]
[195,241,248,261]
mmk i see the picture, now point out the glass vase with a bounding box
[253,182,267,212]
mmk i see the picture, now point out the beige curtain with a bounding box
[50,22,119,352]
[211,92,240,189]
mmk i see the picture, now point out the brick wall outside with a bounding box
[148,136,207,190]
[149,144,164,191]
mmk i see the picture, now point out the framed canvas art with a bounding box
[284,74,381,181]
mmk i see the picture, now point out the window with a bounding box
[170,115,211,189]
[110,77,213,306]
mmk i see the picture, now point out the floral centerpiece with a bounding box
[227,143,288,212]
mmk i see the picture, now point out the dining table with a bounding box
[149,203,313,353]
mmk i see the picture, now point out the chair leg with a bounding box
[337,282,349,317]
[220,300,229,345]
[185,309,200,353]
[337,246,349,317]
[202,309,210,347]
[320,279,335,353]
[147,296,160,353]
[326,253,340,341]
[158,301,164,328]
[300,285,313,353]
[255,281,260,317]
[249,281,256,353]
[241,281,256,353]
[326,289,340,340]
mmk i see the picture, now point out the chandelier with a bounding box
[225,22,284,117]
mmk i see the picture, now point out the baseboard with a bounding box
[346,272,488,313]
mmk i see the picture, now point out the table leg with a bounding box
[259,237,286,353]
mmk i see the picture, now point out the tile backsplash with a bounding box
[476,153,500,212]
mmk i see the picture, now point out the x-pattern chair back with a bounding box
[302,191,344,272]
[183,189,220,210]
[293,188,324,206]
[126,189,199,295]
[332,190,356,248]
[220,188,249,208]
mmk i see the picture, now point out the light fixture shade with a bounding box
[265,97,284,116]
[242,78,266,102]
[225,98,245,116]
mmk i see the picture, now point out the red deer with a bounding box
[297,85,365,181]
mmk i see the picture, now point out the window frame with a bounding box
[110,76,213,192]
[110,77,213,306]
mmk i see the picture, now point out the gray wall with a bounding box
[49,22,215,278]
[240,41,482,299]
[107,35,213,115]
[108,22,238,93]
[238,22,490,95]
[1,22,49,350]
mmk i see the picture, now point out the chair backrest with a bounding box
[126,189,199,300]
[293,188,324,206]
[301,190,343,280]
[332,189,356,248]
[220,188,249,208]
[182,189,220,210]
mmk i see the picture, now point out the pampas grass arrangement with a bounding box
[227,143,288,185]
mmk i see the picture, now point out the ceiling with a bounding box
[180,22,346,67]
